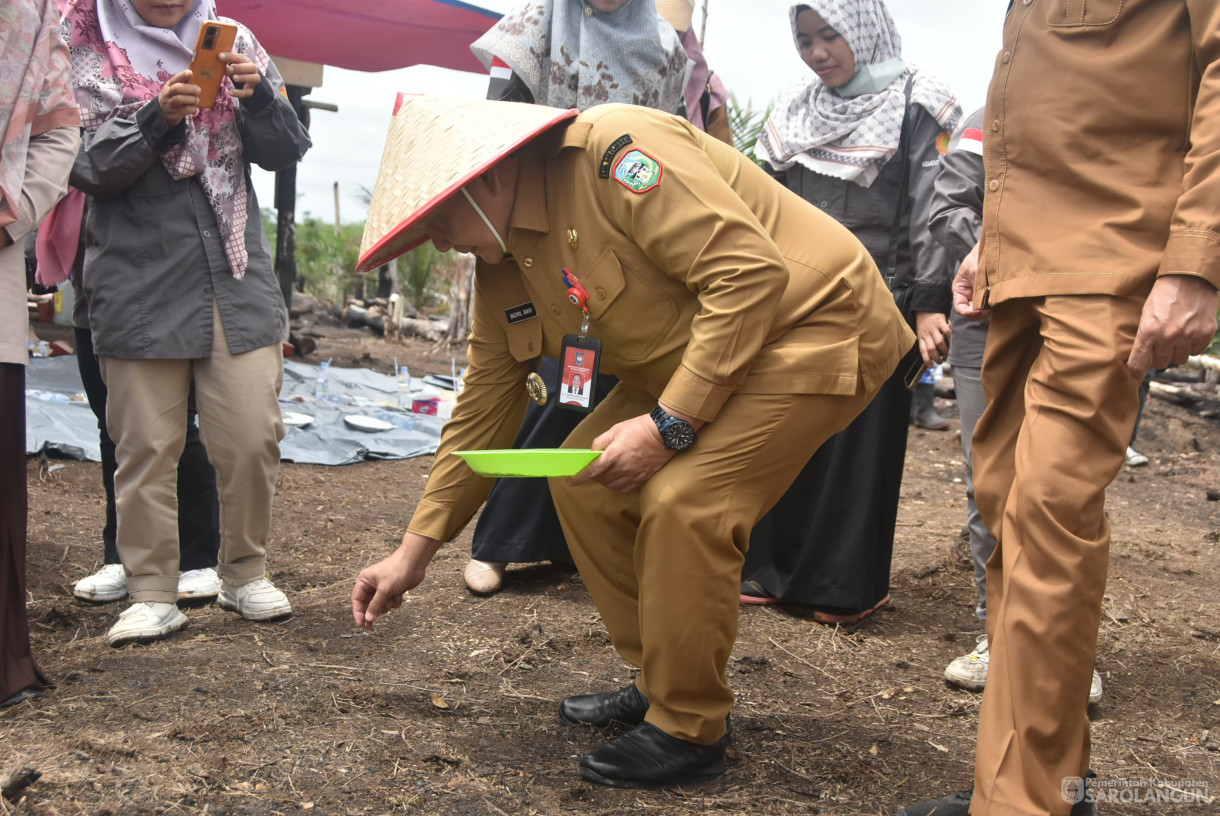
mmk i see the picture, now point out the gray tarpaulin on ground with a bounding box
[24,357,446,467]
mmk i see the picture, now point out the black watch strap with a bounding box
[650,406,696,451]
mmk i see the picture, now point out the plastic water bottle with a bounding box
[397,366,410,409]
[315,359,331,401]
[376,410,415,430]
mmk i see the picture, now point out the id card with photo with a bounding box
[558,334,601,413]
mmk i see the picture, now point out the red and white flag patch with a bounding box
[490,56,513,81]
[957,128,984,156]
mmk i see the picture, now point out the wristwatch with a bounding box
[650,406,696,451]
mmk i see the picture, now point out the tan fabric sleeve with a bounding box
[589,111,791,422]
[1159,0,1220,290]
[405,266,532,543]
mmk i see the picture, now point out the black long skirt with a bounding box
[470,357,616,564]
[1,362,49,701]
[742,365,913,614]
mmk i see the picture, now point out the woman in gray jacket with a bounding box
[64,0,310,647]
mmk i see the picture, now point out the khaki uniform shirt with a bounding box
[979,0,1220,307]
[409,105,915,542]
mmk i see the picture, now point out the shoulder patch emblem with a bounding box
[936,131,951,155]
[599,134,634,178]
[612,149,662,193]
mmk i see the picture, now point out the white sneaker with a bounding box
[218,577,292,621]
[73,563,128,603]
[1125,446,1149,467]
[945,634,1106,703]
[107,602,188,647]
[177,567,221,600]
[944,634,990,691]
[1089,670,1104,704]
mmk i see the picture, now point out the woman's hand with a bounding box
[220,52,261,99]
[157,69,200,127]
[351,532,441,629]
[915,311,951,369]
[570,413,678,492]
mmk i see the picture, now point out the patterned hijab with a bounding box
[62,0,273,277]
[756,0,960,187]
[0,0,80,229]
[471,0,690,113]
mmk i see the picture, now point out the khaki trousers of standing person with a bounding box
[970,293,1144,816]
[100,301,285,604]
[550,381,872,746]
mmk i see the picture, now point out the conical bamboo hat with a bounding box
[356,94,578,272]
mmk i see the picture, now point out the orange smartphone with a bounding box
[187,21,238,108]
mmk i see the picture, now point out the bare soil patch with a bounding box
[6,327,1220,815]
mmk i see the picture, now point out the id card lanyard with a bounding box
[557,268,601,414]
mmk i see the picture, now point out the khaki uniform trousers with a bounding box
[970,293,1144,816]
[550,380,872,745]
[100,301,285,603]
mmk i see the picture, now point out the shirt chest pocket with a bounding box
[1045,0,1124,28]
[581,246,680,362]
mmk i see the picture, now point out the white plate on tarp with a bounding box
[344,414,393,432]
[282,411,315,427]
[423,374,458,391]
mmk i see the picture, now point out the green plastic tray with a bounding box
[453,448,602,477]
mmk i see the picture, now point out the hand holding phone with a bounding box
[187,21,238,108]
[222,52,261,99]
[157,69,200,127]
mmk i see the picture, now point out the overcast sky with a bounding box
[250,1,1008,224]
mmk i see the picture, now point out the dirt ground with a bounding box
[4,325,1219,816]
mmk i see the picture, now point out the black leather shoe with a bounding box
[559,684,649,727]
[1,686,43,709]
[897,776,1097,816]
[579,722,726,789]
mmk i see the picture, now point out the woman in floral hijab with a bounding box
[1,0,80,708]
[471,0,689,112]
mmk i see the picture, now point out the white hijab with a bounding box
[756,0,961,187]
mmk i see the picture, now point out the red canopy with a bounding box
[218,0,502,73]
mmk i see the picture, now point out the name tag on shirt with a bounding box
[505,302,538,324]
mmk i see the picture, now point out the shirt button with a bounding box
[1024,0,1033,5]
[584,4,592,14]
[594,287,606,299]
[203,230,211,237]
[550,304,561,315]
[992,119,1000,132]
[522,257,534,268]
[1002,51,1012,64]
[819,200,829,208]
[988,179,1000,191]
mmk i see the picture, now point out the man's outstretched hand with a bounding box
[351,533,441,629]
